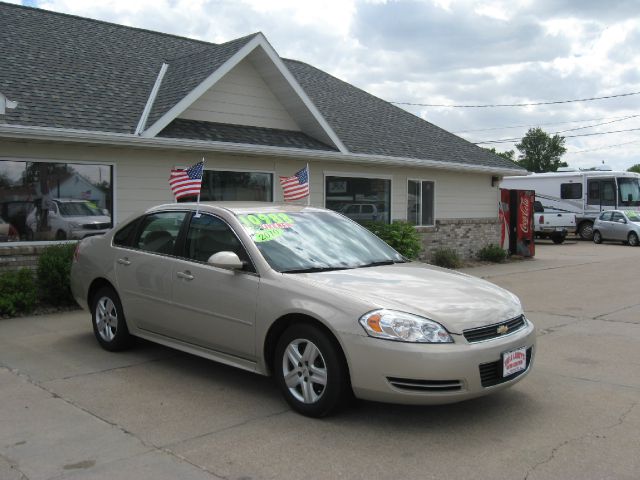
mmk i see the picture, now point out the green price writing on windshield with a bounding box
[238,213,294,229]
[253,229,284,242]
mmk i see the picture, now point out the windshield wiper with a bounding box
[356,259,406,268]
[281,266,350,274]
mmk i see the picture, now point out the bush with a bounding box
[431,247,462,269]
[477,244,508,263]
[363,221,422,259]
[37,243,77,306]
[0,269,38,316]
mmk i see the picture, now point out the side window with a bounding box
[135,212,187,255]
[560,183,582,200]
[113,219,140,247]
[588,180,600,202]
[611,212,624,222]
[184,214,253,271]
[600,212,613,221]
[362,204,374,214]
[533,201,544,213]
[345,205,359,214]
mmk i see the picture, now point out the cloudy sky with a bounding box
[9,0,640,170]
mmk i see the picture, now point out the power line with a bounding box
[475,127,640,145]
[392,91,640,108]
[468,115,640,143]
[566,139,640,154]
[453,114,638,134]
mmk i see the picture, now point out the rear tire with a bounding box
[91,287,133,351]
[55,229,67,240]
[578,221,594,241]
[628,232,639,247]
[551,233,566,244]
[593,231,603,244]
[274,323,350,417]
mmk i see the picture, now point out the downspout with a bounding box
[134,62,169,135]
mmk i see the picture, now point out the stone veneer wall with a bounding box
[416,218,501,262]
[0,244,66,272]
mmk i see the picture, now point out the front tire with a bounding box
[578,221,594,241]
[593,231,603,244]
[91,287,133,351]
[274,324,350,417]
[628,232,639,247]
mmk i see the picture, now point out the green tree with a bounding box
[515,128,567,173]
[484,147,515,162]
[627,164,640,174]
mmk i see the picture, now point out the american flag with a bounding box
[279,166,309,201]
[169,161,204,200]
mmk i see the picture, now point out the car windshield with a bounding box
[236,210,405,272]
[617,177,640,207]
[625,211,640,222]
[57,201,101,217]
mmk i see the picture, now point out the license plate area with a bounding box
[503,346,527,377]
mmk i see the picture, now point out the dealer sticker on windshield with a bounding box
[502,347,527,377]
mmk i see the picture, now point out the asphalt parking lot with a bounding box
[1,241,639,480]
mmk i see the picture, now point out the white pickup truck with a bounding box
[533,201,577,244]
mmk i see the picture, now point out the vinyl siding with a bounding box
[0,141,498,227]
[178,58,301,131]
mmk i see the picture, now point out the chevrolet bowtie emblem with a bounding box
[497,325,509,335]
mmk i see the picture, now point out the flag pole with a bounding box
[306,163,310,206]
[195,157,204,217]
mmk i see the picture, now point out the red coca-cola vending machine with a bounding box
[499,189,534,257]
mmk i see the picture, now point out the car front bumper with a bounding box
[343,320,536,405]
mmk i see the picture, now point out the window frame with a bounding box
[131,210,190,257]
[560,182,582,200]
[0,156,117,245]
[407,178,436,227]
[175,166,276,203]
[323,171,393,224]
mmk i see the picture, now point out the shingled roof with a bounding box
[0,3,523,171]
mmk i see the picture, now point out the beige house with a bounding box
[0,3,525,261]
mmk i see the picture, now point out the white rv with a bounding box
[501,168,640,240]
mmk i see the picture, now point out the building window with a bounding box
[407,180,434,226]
[179,170,273,202]
[325,175,391,223]
[0,160,113,242]
[560,183,582,199]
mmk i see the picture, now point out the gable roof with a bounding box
[0,3,524,173]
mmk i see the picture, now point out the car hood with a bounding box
[292,263,522,334]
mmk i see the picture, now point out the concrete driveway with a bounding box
[1,241,638,480]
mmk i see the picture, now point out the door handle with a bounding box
[176,271,194,281]
[117,258,131,266]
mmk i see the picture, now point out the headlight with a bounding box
[68,222,81,228]
[359,309,453,343]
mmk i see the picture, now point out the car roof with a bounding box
[146,202,328,215]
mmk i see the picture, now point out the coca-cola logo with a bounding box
[520,196,530,233]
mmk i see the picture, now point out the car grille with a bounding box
[479,347,533,387]
[463,315,526,343]
[387,377,463,392]
[82,222,111,230]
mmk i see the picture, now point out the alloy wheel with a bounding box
[282,339,328,404]
[95,296,118,342]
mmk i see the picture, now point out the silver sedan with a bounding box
[71,202,535,417]
[593,210,640,246]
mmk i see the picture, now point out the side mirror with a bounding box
[207,251,244,271]
[618,218,627,224]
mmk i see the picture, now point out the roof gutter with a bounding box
[0,124,526,176]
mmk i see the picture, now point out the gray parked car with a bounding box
[593,210,640,246]
[71,202,535,417]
